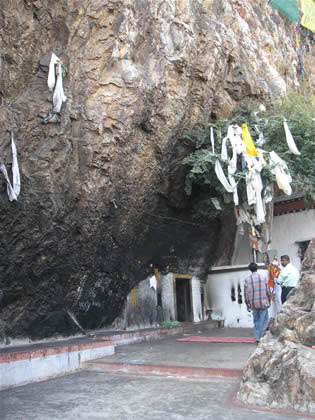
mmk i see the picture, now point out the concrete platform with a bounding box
[0,321,216,390]
[2,324,314,420]
[0,336,115,390]
[84,326,255,380]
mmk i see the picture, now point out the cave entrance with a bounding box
[174,275,192,322]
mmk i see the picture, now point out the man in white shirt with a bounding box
[277,255,300,303]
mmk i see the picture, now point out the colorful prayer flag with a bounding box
[242,124,258,156]
[268,0,300,25]
[300,0,315,33]
[248,224,259,250]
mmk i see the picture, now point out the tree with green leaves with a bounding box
[181,94,314,222]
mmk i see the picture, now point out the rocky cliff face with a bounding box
[238,239,315,414]
[0,0,299,341]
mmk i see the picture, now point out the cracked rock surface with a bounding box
[0,0,299,340]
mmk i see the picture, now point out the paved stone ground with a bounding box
[1,371,312,420]
[1,326,313,419]
[90,327,255,370]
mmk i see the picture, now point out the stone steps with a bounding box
[84,359,242,381]
[0,322,217,390]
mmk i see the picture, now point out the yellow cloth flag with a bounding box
[242,123,258,156]
[132,288,136,307]
[154,268,159,286]
[300,0,315,33]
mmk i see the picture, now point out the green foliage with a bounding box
[181,94,314,220]
[263,94,315,203]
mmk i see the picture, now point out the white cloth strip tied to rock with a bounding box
[0,164,17,201]
[48,53,59,90]
[269,151,292,195]
[48,53,67,113]
[229,173,239,206]
[53,63,67,113]
[221,125,246,164]
[227,124,245,155]
[283,120,301,155]
[210,126,215,154]
[214,159,235,193]
[220,124,247,206]
[243,150,266,224]
[11,132,20,198]
[0,132,21,201]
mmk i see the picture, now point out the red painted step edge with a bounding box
[0,341,115,364]
[85,361,242,379]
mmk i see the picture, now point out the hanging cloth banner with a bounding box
[269,151,292,195]
[11,132,21,198]
[132,288,136,307]
[214,159,235,193]
[268,0,300,25]
[154,268,159,286]
[210,126,215,153]
[0,164,17,201]
[48,53,67,113]
[0,132,21,201]
[283,120,301,155]
[242,123,258,156]
[300,0,315,33]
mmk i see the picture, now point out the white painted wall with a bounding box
[232,209,315,269]
[0,344,114,390]
[191,276,202,322]
[270,209,315,270]
[206,265,271,328]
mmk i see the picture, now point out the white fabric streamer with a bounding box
[48,53,67,113]
[53,63,67,113]
[11,132,21,198]
[48,53,60,91]
[283,120,300,155]
[227,124,245,154]
[254,173,265,224]
[210,126,215,154]
[221,136,228,161]
[269,151,292,195]
[0,132,21,201]
[220,125,244,206]
[214,159,235,193]
[0,164,17,201]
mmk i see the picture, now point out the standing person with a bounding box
[277,255,300,303]
[244,262,271,343]
[269,257,282,316]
